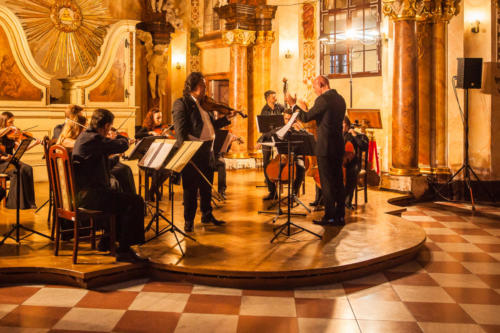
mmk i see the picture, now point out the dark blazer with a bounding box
[293,89,346,157]
[52,123,64,140]
[72,129,129,191]
[172,95,230,149]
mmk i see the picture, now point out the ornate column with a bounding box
[417,16,433,173]
[222,29,255,157]
[383,0,423,176]
[216,4,256,157]
[430,0,460,175]
[249,5,277,156]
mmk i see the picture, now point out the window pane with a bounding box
[336,0,348,9]
[349,0,364,7]
[324,0,335,10]
[323,14,335,33]
[336,12,347,34]
[365,49,379,72]
[351,9,363,31]
[365,6,378,30]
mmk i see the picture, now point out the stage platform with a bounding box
[0,170,425,289]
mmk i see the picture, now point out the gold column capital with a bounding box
[222,29,256,47]
[431,0,461,22]
[383,0,419,21]
[255,30,275,45]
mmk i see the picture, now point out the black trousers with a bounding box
[77,189,145,249]
[344,164,359,206]
[262,148,276,194]
[0,161,36,210]
[181,141,214,223]
[317,155,345,220]
[111,162,136,195]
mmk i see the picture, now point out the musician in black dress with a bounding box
[260,90,284,200]
[52,105,84,141]
[287,76,347,225]
[0,112,38,209]
[72,108,146,262]
[172,72,234,233]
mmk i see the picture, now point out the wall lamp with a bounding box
[470,20,480,33]
[284,50,292,59]
[175,62,182,70]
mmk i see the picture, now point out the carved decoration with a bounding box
[302,3,315,40]
[190,0,201,71]
[0,26,43,101]
[302,3,316,106]
[222,29,256,47]
[137,29,168,100]
[88,41,125,102]
[432,0,461,22]
[7,0,114,76]
[255,30,274,45]
[149,0,184,30]
[383,0,419,20]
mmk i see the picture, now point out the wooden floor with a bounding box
[0,169,425,289]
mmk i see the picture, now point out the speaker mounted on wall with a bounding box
[456,58,483,89]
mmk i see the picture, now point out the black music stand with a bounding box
[142,140,202,255]
[0,139,51,246]
[270,132,322,243]
[256,115,285,189]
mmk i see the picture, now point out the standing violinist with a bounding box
[259,90,285,200]
[0,111,39,209]
[286,75,346,226]
[172,72,235,233]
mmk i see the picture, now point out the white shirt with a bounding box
[189,95,215,142]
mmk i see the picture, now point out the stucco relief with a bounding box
[302,3,316,106]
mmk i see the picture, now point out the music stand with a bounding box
[143,140,203,255]
[270,131,322,243]
[256,115,285,191]
[0,139,51,246]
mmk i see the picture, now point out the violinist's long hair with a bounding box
[0,111,14,128]
[183,72,204,98]
[142,107,160,130]
[57,114,87,145]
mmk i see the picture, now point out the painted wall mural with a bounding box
[0,26,42,101]
[88,41,126,102]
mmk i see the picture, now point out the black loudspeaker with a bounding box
[456,58,482,89]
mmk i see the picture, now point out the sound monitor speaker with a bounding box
[456,58,482,89]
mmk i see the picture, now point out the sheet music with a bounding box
[276,111,299,139]
[139,140,175,170]
[166,141,203,173]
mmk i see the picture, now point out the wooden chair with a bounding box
[0,173,7,207]
[47,144,116,264]
[41,136,56,239]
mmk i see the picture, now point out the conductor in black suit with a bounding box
[286,75,346,225]
[172,72,235,233]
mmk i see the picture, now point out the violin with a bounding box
[200,96,248,119]
[152,124,175,138]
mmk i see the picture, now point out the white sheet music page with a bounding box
[276,111,299,139]
[151,142,174,170]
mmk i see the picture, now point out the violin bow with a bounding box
[116,110,136,131]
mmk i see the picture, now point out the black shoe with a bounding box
[97,238,110,252]
[345,203,354,210]
[184,222,194,233]
[201,214,226,226]
[116,248,149,263]
[313,218,335,226]
[309,200,320,207]
[263,192,276,201]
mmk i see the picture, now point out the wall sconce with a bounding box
[175,62,182,70]
[284,50,292,59]
[470,20,480,33]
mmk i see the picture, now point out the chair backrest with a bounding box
[48,145,77,221]
[42,136,54,191]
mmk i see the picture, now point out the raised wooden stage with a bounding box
[0,170,425,289]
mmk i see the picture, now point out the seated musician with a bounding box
[56,113,87,150]
[0,111,38,209]
[52,104,84,141]
[135,107,172,139]
[72,108,146,262]
[107,127,137,195]
[343,116,369,209]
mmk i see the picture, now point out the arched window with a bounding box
[320,0,382,78]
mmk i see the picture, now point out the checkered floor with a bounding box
[0,203,499,333]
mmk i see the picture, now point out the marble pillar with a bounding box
[223,29,256,158]
[417,20,433,174]
[390,19,420,175]
[250,31,274,156]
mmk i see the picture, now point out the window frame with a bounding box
[320,0,382,79]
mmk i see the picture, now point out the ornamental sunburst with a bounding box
[8,0,115,76]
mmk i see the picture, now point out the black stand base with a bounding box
[270,220,322,243]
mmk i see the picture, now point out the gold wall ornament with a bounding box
[432,0,461,22]
[383,0,419,20]
[7,0,115,76]
[222,29,256,47]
